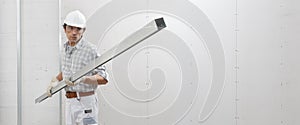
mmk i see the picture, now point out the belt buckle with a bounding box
[76,92,80,100]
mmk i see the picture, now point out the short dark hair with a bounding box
[63,23,86,31]
[63,23,67,29]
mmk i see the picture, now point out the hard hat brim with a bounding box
[63,22,86,28]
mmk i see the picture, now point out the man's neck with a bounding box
[68,37,82,47]
[69,41,76,47]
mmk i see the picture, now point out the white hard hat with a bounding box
[64,10,86,28]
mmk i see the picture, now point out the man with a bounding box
[46,10,108,125]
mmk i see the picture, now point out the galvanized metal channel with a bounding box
[16,0,22,124]
[58,0,63,124]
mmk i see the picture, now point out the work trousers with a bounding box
[65,94,99,125]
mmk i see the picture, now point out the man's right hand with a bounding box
[64,78,81,86]
[47,77,59,97]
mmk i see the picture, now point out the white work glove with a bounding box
[64,78,81,86]
[47,77,59,97]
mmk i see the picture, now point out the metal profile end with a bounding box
[35,94,46,103]
[155,17,166,29]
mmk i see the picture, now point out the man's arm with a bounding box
[73,74,108,85]
[95,74,108,85]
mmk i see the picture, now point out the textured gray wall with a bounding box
[0,0,17,124]
[63,0,300,125]
[0,0,60,124]
[21,0,60,124]
[1,0,300,125]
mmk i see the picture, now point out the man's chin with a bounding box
[68,40,77,46]
[69,39,77,43]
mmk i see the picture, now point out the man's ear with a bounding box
[82,28,86,33]
[63,24,67,32]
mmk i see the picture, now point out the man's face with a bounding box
[64,25,85,44]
